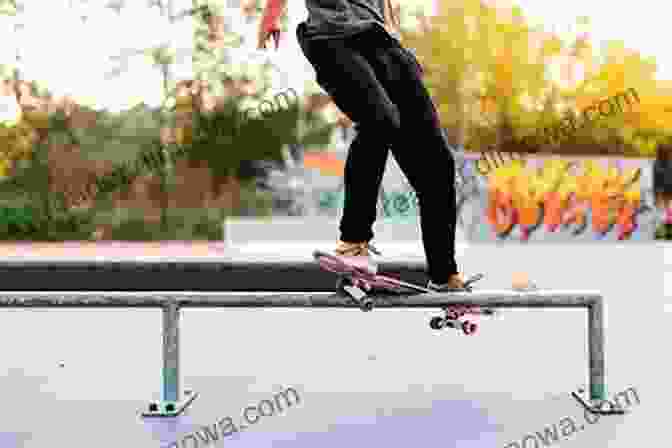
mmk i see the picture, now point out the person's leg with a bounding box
[359,36,461,284]
[296,27,400,251]
[296,26,462,285]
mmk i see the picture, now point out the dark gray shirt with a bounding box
[301,0,400,41]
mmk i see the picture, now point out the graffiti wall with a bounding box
[306,149,663,242]
[464,155,658,242]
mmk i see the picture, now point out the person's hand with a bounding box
[258,24,281,50]
[258,0,285,50]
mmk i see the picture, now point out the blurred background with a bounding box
[0,3,666,448]
[0,0,669,242]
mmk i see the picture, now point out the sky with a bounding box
[271,0,672,98]
[0,0,669,113]
[514,0,672,80]
[0,0,194,113]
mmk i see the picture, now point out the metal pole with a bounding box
[587,296,606,401]
[0,291,609,415]
[162,301,180,403]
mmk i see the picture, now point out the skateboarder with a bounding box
[258,0,467,290]
[654,142,672,239]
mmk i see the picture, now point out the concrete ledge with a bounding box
[0,258,429,291]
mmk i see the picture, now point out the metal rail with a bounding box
[0,290,606,417]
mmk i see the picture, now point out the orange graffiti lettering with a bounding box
[484,160,642,241]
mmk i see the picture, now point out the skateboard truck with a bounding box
[314,250,378,312]
[336,277,375,312]
[571,388,627,415]
[428,274,493,334]
[429,316,478,334]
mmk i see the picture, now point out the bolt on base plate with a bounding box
[141,390,199,418]
[571,391,627,415]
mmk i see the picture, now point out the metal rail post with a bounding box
[142,300,198,417]
[0,290,610,416]
[587,296,606,401]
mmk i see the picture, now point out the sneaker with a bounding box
[333,240,381,274]
[427,274,468,291]
[335,240,381,257]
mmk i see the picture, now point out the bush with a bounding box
[36,212,96,241]
[108,217,162,241]
[0,205,38,239]
[235,180,273,217]
[193,214,224,240]
[655,223,672,240]
[106,208,225,241]
[0,205,96,241]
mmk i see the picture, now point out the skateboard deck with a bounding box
[313,249,494,334]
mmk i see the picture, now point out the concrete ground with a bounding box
[0,241,665,448]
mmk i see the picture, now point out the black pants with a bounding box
[297,24,458,281]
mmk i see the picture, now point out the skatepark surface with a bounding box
[0,241,665,448]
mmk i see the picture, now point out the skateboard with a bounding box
[313,250,494,335]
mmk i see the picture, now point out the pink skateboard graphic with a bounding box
[313,250,493,334]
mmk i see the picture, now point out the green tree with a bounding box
[402,1,558,152]
[0,0,336,241]
[186,0,334,184]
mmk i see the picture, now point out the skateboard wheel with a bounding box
[446,309,460,320]
[429,316,445,330]
[335,278,348,295]
[444,320,458,329]
[335,287,348,297]
[462,321,477,335]
[360,299,374,312]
